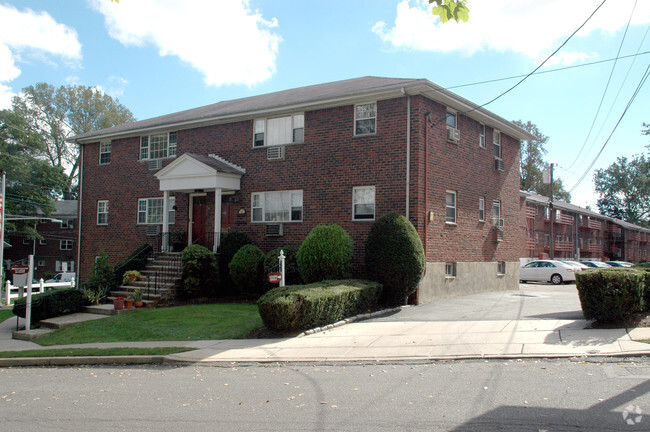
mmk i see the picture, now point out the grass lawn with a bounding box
[0,347,196,358]
[34,303,264,346]
[0,309,14,323]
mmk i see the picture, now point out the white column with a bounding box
[214,189,222,253]
[162,190,169,252]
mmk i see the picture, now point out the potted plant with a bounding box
[81,285,108,305]
[122,270,141,285]
[132,289,144,308]
[124,296,134,309]
[113,296,125,310]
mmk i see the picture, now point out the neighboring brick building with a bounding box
[520,191,650,263]
[70,77,534,303]
[3,200,77,280]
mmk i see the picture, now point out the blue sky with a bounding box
[1,0,649,209]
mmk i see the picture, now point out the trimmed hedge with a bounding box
[218,231,252,291]
[13,289,87,324]
[229,244,265,293]
[181,244,218,297]
[576,269,645,322]
[365,212,425,305]
[296,224,353,283]
[257,279,382,331]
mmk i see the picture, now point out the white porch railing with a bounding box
[3,279,75,305]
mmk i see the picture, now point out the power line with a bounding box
[566,0,639,171]
[446,51,650,90]
[568,63,650,193]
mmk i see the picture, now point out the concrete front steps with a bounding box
[110,252,182,302]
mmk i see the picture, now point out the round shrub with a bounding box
[181,244,218,297]
[263,246,302,290]
[297,224,353,283]
[218,231,252,290]
[229,244,265,293]
[365,212,425,306]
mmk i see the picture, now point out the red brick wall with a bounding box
[78,95,525,282]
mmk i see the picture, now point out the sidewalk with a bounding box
[2,285,650,365]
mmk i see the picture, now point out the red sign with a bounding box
[11,266,30,275]
[268,272,282,284]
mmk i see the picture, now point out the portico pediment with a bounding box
[155,153,245,193]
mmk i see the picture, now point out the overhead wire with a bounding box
[565,0,639,171]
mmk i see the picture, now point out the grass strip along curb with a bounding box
[0,347,196,358]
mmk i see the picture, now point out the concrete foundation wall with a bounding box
[418,261,520,304]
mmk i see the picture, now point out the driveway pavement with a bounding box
[2,283,650,365]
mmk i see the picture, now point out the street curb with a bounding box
[296,306,408,337]
[0,355,168,367]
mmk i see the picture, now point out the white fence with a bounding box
[3,279,75,305]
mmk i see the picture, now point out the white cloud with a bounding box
[0,4,82,109]
[90,0,281,87]
[96,75,129,99]
[373,0,650,62]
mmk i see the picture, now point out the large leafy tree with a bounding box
[10,83,135,189]
[515,120,571,202]
[0,110,69,237]
[594,154,649,227]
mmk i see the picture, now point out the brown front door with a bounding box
[221,202,235,231]
[192,196,207,247]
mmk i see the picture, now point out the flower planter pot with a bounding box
[113,297,125,310]
[124,299,134,309]
[134,300,144,308]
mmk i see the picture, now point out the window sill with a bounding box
[252,142,303,149]
[352,218,375,222]
[445,276,456,280]
[445,222,457,226]
[251,221,302,224]
[353,132,377,138]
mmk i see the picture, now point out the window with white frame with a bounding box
[445,262,457,278]
[493,130,502,159]
[38,260,46,267]
[138,197,175,225]
[492,200,501,225]
[497,261,506,275]
[140,131,177,160]
[446,110,457,129]
[354,102,376,135]
[445,191,457,224]
[97,200,108,225]
[251,190,303,223]
[479,124,485,148]
[60,240,73,250]
[22,238,30,245]
[99,141,111,165]
[39,239,46,245]
[253,114,304,147]
[60,218,73,229]
[478,197,485,222]
[56,260,75,272]
[352,186,375,220]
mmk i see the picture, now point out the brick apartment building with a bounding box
[3,200,77,280]
[521,191,650,263]
[70,77,535,303]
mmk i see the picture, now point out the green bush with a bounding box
[229,244,265,293]
[297,224,353,283]
[576,269,645,323]
[218,231,252,291]
[181,244,218,297]
[90,253,116,290]
[263,246,302,290]
[13,289,87,324]
[365,212,425,306]
[257,279,382,331]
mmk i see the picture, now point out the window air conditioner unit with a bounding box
[267,146,285,161]
[492,218,504,228]
[447,127,460,143]
[146,225,161,236]
[148,159,162,170]
[494,158,505,171]
[495,229,504,242]
[265,223,283,237]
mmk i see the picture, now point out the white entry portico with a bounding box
[154,153,245,252]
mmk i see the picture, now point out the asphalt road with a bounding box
[376,283,585,322]
[2,357,649,431]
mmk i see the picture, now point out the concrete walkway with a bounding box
[2,284,650,365]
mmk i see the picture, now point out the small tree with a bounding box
[365,212,425,305]
[91,253,115,290]
[229,244,265,293]
[297,224,353,283]
[218,231,252,291]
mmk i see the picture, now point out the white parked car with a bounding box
[563,261,591,271]
[581,261,611,269]
[45,272,76,283]
[520,260,577,285]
